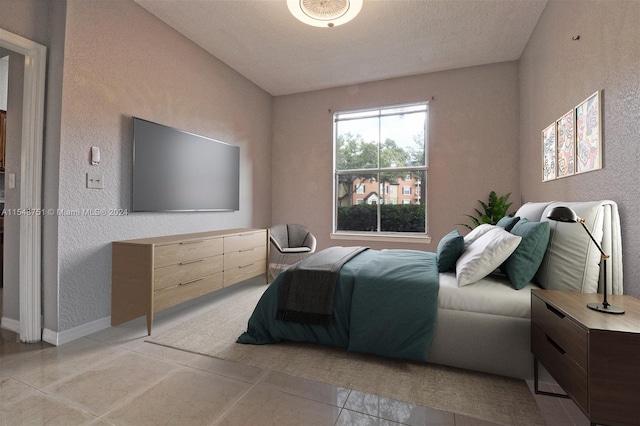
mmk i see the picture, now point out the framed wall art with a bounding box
[542,123,556,182]
[542,90,602,182]
[575,91,602,174]
[556,109,575,178]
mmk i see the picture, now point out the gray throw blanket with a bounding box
[276,246,369,325]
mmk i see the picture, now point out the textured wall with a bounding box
[519,0,640,297]
[50,0,272,331]
[272,61,521,253]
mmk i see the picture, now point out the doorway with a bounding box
[0,28,46,343]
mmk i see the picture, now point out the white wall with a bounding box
[519,0,640,298]
[272,62,521,253]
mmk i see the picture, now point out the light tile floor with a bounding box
[1,283,590,425]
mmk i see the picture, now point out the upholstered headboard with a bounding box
[515,200,622,295]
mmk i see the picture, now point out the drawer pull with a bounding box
[179,277,205,286]
[546,303,565,319]
[239,248,255,253]
[179,259,204,266]
[239,263,255,269]
[180,240,204,245]
[546,335,566,355]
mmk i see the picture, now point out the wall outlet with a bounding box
[86,173,104,189]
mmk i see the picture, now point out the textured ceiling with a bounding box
[134,0,548,96]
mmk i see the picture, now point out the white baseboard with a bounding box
[43,316,111,346]
[1,317,20,333]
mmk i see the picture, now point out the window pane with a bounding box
[336,116,380,170]
[337,173,378,208]
[380,170,425,233]
[380,112,425,167]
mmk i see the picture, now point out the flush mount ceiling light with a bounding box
[287,0,363,28]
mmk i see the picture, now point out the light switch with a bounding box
[8,173,15,189]
[86,173,104,189]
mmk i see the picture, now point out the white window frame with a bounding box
[331,102,429,244]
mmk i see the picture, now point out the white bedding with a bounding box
[438,272,540,319]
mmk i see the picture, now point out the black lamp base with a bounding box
[587,302,625,314]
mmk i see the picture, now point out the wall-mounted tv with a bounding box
[132,117,240,212]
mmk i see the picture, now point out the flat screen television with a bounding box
[132,117,240,212]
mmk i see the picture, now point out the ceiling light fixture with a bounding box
[287,0,363,28]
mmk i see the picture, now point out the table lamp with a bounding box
[546,206,624,314]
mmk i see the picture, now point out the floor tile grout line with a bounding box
[96,367,187,422]
[210,369,269,425]
[1,379,102,424]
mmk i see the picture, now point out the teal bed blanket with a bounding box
[237,249,440,361]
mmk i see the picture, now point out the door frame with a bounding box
[0,28,46,343]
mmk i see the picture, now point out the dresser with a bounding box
[111,228,268,335]
[531,289,640,426]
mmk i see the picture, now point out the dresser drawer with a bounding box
[224,231,266,253]
[154,255,224,291]
[224,245,266,270]
[154,237,223,268]
[531,294,588,369]
[224,259,266,287]
[153,272,224,312]
[532,324,588,412]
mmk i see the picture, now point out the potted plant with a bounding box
[460,191,513,230]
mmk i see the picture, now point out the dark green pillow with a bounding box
[436,230,464,272]
[496,216,520,232]
[501,219,550,289]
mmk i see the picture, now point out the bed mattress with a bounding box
[438,272,540,319]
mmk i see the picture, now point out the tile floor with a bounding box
[0,283,590,425]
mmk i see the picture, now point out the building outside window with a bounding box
[334,102,427,236]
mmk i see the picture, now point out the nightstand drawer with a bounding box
[531,294,588,369]
[532,324,588,412]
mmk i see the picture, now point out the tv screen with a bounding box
[132,117,240,212]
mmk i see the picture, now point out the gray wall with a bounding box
[1,0,273,334]
[519,0,640,298]
[272,61,521,253]
[50,0,272,332]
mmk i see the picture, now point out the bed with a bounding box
[237,200,623,380]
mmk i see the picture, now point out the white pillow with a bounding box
[463,224,498,249]
[457,227,522,287]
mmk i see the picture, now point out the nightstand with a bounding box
[531,289,640,426]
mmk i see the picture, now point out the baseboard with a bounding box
[1,316,20,333]
[43,316,111,346]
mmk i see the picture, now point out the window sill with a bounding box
[330,232,431,245]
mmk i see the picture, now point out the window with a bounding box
[334,102,427,237]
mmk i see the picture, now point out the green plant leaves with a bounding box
[460,191,513,230]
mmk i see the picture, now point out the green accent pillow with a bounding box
[501,219,550,289]
[436,230,464,272]
[496,216,520,232]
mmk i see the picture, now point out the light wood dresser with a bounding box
[531,289,640,426]
[111,228,268,335]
